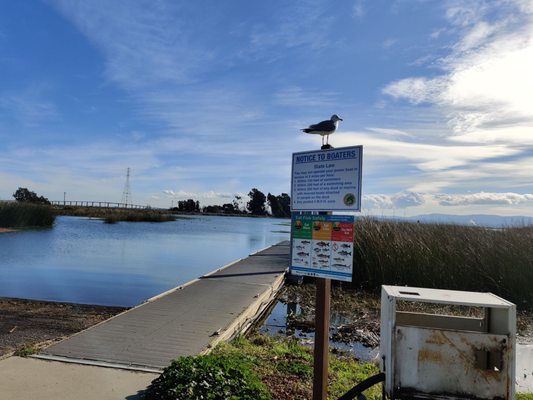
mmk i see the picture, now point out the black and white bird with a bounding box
[301,114,343,146]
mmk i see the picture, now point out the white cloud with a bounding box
[353,0,365,19]
[382,38,397,49]
[363,194,393,209]
[363,192,425,209]
[0,84,59,127]
[392,191,425,208]
[363,190,533,212]
[383,1,533,137]
[436,192,533,206]
[274,87,339,108]
[333,131,518,173]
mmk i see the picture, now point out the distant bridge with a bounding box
[51,200,152,210]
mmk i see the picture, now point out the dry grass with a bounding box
[351,218,533,309]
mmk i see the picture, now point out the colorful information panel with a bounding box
[290,214,354,282]
[291,146,362,212]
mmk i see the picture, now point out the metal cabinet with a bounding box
[380,285,516,399]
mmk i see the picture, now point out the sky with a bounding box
[1,0,533,216]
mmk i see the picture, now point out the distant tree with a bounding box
[178,199,198,212]
[203,205,223,213]
[222,203,235,214]
[267,193,291,218]
[232,195,243,214]
[267,193,281,217]
[247,188,266,215]
[13,187,50,205]
[278,193,291,217]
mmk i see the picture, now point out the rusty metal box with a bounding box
[380,285,516,399]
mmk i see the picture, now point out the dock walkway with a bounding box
[37,241,290,372]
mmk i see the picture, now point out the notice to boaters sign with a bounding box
[291,146,362,212]
[290,214,354,282]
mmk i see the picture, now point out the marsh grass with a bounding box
[103,211,177,224]
[352,218,533,308]
[0,202,55,228]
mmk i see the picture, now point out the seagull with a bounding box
[301,114,343,146]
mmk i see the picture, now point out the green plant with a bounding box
[0,202,55,228]
[517,394,533,400]
[145,354,271,400]
[351,218,533,309]
[15,346,38,357]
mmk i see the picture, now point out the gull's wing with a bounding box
[307,120,335,131]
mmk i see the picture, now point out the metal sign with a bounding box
[291,146,362,212]
[290,214,354,282]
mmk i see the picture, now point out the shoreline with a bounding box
[0,297,126,358]
[0,228,15,233]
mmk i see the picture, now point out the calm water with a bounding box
[0,215,289,306]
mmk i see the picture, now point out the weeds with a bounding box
[103,212,177,224]
[0,202,55,228]
[352,218,533,309]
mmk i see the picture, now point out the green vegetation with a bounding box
[12,187,50,205]
[145,347,271,400]
[0,202,55,228]
[352,218,533,309]
[103,211,177,224]
[54,206,180,223]
[147,335,381,400]
[15,346,38,357]
[247,188,267,215]
[517,394,533,400]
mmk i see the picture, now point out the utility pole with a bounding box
[63,192,66,205]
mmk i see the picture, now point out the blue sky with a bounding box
[1,0,533,216]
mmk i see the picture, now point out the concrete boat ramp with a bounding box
[36,241,290,371]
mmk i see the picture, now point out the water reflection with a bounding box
[260,300,379,362]
[0,215,289,306]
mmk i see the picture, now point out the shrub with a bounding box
[145,354,271,400]
[0,202,55,228]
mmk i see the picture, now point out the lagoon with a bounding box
[0,215,289,307]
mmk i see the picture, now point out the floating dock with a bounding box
[36,241,289,372]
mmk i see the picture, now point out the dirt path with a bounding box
[0,298,126,357]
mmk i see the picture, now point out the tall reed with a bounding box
[0,202,55,228]
[352,218,533,309]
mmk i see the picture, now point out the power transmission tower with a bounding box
[121,167,132,206]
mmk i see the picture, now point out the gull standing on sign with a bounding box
[301,114,343,146]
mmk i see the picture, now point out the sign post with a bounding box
[290,145,363,400]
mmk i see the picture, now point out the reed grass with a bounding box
[103,211,177,224]
[0,202,55,228]
[352,218,533,309]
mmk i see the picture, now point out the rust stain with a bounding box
[417,349,443,363]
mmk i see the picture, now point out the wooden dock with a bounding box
[36,241,290,372]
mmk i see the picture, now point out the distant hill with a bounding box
[401,213,533,228]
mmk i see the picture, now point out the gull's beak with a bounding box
[339,117,343,121]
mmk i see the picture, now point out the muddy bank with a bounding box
[260,282,533,357]
[0,228,15,233]
[0,298,126,357]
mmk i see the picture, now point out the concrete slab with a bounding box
[0,357,157,400]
